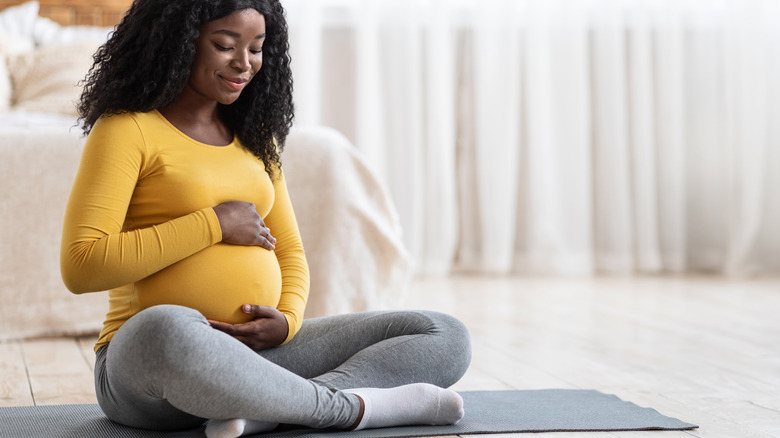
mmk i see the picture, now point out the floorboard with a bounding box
[0,341,33,407]
[21,338,96,406]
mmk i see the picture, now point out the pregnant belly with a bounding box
[134,244,282,323]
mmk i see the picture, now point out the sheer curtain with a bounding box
[283,0,780,276]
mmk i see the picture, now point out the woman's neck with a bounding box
[159,88,233,146]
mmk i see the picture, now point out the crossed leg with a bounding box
[95,306,471,437]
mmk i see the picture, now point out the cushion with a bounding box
[33,16,112,47]
[0,2,37,112]
[0,1,39,41]
[0,34,34,55]
[7,41,98,116]
[0,55,10,111]
[0,1,110,115]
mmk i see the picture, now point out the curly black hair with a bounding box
[77,0,294,177]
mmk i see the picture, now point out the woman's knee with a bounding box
[434,312,472,373]
[411,311,472,387]
[112,305,208,357]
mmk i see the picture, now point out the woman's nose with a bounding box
[231,51,251,71]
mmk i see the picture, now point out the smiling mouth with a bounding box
[220,76,248,91]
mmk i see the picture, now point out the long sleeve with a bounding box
[264,169,310,343]
[60,114,222,294]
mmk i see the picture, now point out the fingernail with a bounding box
[243,304,251,312]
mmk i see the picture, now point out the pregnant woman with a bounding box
[60,0,471,437]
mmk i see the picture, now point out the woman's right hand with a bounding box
[213,201,276,250]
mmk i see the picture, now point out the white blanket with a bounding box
[283,126,412,318]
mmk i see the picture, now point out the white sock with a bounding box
[205,418,278,438]
[344,383,464,430]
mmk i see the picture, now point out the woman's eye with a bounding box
[215,44,231,51]
[250,49,263,55]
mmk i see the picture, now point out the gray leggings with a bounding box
[94,305,471,431]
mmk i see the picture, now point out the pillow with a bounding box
[0,2,36,57]
[7,41,98,116]
[33,15,113,47]
[0,33,34,55]
[0,2,42,111]
[0,2,39,41]
[0,55,10,111]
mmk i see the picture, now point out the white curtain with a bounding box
[283,0,780,276]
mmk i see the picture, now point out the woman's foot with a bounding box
[344,383,464,430]
[205,418,278,438]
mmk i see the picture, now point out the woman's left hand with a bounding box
[208,305,289,350]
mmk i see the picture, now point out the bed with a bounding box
[0,1,411,341]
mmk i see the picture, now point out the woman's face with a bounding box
[187,9,266,106]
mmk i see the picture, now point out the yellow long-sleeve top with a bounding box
[60,111,309,352]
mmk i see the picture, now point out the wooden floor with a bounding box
[1,274,779,438]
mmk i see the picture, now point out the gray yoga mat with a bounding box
[0,389,697,438]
